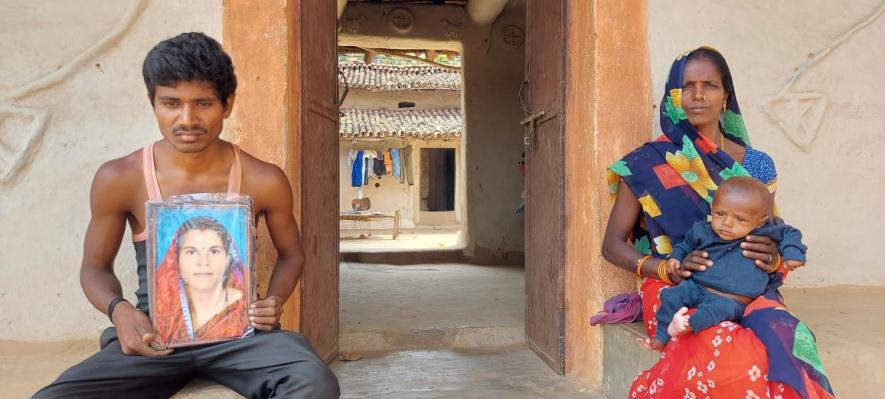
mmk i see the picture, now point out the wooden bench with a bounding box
[339,209,400,239]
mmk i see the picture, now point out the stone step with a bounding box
[340,249,466,264]
[600,323,659,398]
[172,379,243,399]
[340,326,525,353]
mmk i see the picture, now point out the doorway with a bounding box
[226,0,653,387]
[334,0,530,363]
[420,148,455,212]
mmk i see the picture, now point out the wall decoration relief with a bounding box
[0,0,147,188]
[388,7,414,33]
[762,1,884,152]
[343,14,367,34]
[440,18,463,39]
[501,25,524,47]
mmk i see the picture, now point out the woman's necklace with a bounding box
[719,132,726,152]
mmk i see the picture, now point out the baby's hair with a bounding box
[715,176,771,210]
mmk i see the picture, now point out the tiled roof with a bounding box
[339,108,462,139]
[339,62,461,91]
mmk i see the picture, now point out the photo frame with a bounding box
[146,193,255,348]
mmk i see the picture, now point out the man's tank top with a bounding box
[130,142,242,312]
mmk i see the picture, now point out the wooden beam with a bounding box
[361,47,461,72]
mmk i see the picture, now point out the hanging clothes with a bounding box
[349,150,364,187]
[400,145,414,186]
[383,150,393,174]
[363,150,378,185]
[363,157,371,185]
[373,157,385,177]
[390,148,401,178]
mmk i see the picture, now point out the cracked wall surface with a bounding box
[649,1,885,287]
[0,0,221,341]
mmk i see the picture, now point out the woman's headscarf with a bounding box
[153,216,246,345]
[607,46,752,257]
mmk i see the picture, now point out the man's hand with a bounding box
[741,235,780,271]
[111,302,171,356]
[250,296,283,331]
[672,250,712,283]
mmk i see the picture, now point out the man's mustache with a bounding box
[173,126,208,135]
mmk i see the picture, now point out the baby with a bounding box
[642,176,806,351]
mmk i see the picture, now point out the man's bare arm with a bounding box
[80,162,130,315]
[80,160,171,355]
[248,165,306,330]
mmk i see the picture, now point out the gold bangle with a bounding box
[635,255,652,278]
[768,254,782,273]
[658,260,674,285]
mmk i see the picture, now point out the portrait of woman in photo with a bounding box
[153,216,249,346]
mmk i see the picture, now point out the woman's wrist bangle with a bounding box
[768,254,782,273]
[657,260,674,285]
[107,297,129,323]
[635,255,652,278]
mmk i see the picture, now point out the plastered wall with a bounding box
[0,1,222,340]
[648,1,885,286]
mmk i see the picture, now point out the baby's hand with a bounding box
[784,259,805,271]
[667,258,681,276]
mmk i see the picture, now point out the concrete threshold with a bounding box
[340,326,525,353]
[340,249,466,264]
[332,346,598,398]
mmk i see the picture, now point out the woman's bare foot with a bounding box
[667,307,691,337]
[637,337,666,352]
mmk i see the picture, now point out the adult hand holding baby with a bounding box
[672,250,712,283]
[741,235,785,272]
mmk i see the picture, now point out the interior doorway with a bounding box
[334,0,530,364]
[420,148,456,212]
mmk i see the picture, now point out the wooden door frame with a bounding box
[524,0,567,374]
[523,0,651,385]
[561,0,650,385]
[223,0,652,387]
[222,0,340,363]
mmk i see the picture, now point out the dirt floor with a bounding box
[780,286,885,398]
[339,226,462,253]
[3,283,881,398]
[339,262,524,352]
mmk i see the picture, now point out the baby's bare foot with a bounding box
[637,337,665,352]
[667,307,691,337]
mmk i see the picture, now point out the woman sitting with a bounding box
[601,46,834,398]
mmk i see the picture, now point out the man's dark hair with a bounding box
[142,32,237,106]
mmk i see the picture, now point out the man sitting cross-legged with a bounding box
[34,32,340,399]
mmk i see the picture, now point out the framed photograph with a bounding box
[146,193,255,348]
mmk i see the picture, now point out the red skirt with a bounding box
[628,279,825,399]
